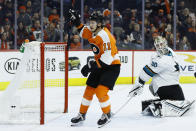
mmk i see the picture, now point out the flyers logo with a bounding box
[93,47,97,52]
[177,53,196,64]
[90,43,100,54]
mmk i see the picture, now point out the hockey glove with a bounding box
[128,78,144,97]
[81,60,97,77]
[81,64,90,77]
[87,60,97,71]
[68,9,81,27]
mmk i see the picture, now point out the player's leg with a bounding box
[79,86,96,114]
[71,69,100,126]
[156,85,188,117]
[96,65,120,126]
[95,85,111,126]
[71,86,95,125]
[157,84,185,100]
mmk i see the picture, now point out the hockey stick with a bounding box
[112,85,141,117]
[98,87,141,128]
[112,87,141,117]
[98,95,134,128]
[112,95,134,117]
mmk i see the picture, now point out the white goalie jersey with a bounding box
[139,48,180,93]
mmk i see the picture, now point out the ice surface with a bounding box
[0,84,195,131]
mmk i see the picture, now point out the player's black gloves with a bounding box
[81,65,90,77]
[81,60,97,77]
[68,9,81,27]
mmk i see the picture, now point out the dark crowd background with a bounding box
[0,0,195,51]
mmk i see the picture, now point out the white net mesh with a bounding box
[0,41,67,124]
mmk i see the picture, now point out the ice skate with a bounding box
[97,112,111,128]
[71,113,86,126]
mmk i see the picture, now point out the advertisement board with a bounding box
[0,50,195,90]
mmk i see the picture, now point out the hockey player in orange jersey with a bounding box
[68,9,121,127]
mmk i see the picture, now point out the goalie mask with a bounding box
[154,36,169,55]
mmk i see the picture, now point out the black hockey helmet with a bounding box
[89,11,104,23]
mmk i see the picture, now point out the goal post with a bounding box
[40,42,69,124]
[0,41,69,125]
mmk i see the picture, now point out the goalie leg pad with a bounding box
[142,99,195,117]
[161,100,195,117]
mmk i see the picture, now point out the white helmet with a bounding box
[154,36,169,55]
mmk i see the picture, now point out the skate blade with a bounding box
[71,121,84,127]
[98,119,111,128]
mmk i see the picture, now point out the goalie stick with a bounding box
[112,95,135,117]
[111,86,140,117]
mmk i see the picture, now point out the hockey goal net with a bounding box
[0,41,68,124]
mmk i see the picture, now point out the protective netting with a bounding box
[0,41,67,124]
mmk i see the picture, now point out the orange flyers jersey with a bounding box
[79,26,121,67]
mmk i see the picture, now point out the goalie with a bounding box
[129,36,195,117]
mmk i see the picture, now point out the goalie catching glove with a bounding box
[81,60,97,77]
[67,9,81,27]
[128,77,145,97]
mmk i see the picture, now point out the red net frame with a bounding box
[40,42,68,124]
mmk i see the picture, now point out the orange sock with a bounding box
[95,85,111,114]
[79,86,95,114]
